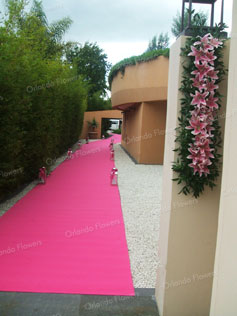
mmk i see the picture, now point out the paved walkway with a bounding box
[0,290,159,316]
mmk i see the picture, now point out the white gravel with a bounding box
[114,143,162,288]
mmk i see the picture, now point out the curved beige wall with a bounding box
[111,56,169,108]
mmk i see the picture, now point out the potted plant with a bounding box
[87,118,99,139]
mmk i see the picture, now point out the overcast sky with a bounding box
[0,0,234,65]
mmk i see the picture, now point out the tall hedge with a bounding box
[0,3,87,200]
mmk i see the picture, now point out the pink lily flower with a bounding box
[187,153,199,164]
[194,137,214,157]
[188,161,210,176]
[188,46,209,63]
[207,69,219,80]
[188,163,200,175]
[191,90,209,107]
[209,37,223,48]
[204,51,217,65]
[194,135,209,145]
[191,76,206,91]
[192,61,213,81]
[198,164,211,177]
[194,33,211,46]
[206,126,215,138]
[204,80,219,92]
[194,34,213,51]
[186,116,207,135]
[200,129,210,138]
[206,93,219,110]
[186,33,221,178]
[188,145,200,155]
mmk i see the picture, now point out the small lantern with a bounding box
[109,140,114,150]
[110,167,118,185]
[39,167,47,184]
[110,149,114,160]
[102,135,105,139]
[67,148,73,160]
[77,140,82,149]
[86,136,89,144]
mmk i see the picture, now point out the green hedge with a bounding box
[0,28,87,201]
[108,48,169,88]
[112,128,121,135]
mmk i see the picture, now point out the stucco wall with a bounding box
[111,56,169,108]
[121,104,143,163]
[80,110,122,139]
[210,2,237,315]
[155,36,230,316]
[121,101,167,164]
[140,101,167,164]
[111,56,169,164]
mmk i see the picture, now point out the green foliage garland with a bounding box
[172,26,226,198]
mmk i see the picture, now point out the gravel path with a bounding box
[114,144,162,288]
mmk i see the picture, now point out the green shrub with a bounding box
[0,1,87,200]
[112,128,121,135]
[108,48,169,88]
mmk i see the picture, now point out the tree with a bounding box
[0,0,87,200]
[146,32,169,52]
[171,10,208,38]
[66,42,111,96]
[5,0,72,58]
[85,91,112,111]
[65,42,112,111]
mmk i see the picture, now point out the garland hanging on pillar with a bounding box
[172,32,226,198]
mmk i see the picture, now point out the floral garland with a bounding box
[187,34,222,177]
[172,31,225,198]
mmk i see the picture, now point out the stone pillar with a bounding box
[210,2,237,315]
[155,36,229,316]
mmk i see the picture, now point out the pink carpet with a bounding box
[0,135,135,296]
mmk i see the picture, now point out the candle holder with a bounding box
[109,140,114,150]
[39,167,47,184]
[110,149,115,160]
[77,140,82,149]
[67,148,73,160]
[110,167,118,185]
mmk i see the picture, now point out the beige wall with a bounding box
[111,56,169,108]
[155,36,230,316]
[111,56,169,164]
[121,101,166,164]
[121,103,143,163]
[140,101,167,164]
[210,2,237,315]
[80,110,122,139]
